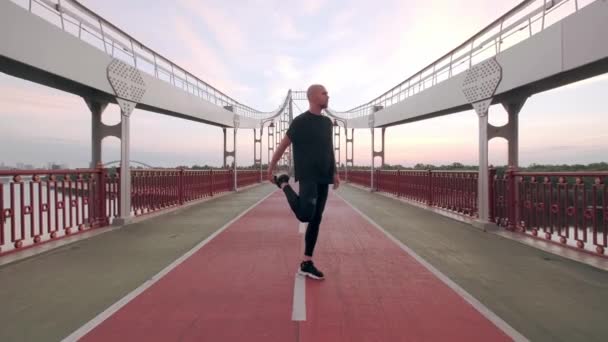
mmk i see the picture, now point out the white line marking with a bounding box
[292,220,307,321]
[62,190,278,342]
[334,191,529,342]
[291,273,306,321]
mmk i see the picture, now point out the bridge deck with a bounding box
[0,184,607,341]
[73,189,513,342]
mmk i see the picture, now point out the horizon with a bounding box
[2,160,607,171]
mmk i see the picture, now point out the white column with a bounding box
[381,127,386,167]
[119,113,131,221]
[85,99,108,168]
[333,120,340,170]
[288,94,294,175]
[345,128,354,181]
[502,98,526,168]
[478,113,489,223]
[369,106,382,191]
[254,126,263,181]
[370,127,375,191]
[233,127,238,191]
[268,122,275,169]
[223,106,238,191]
[461,57,502,230]
[253,128,258,167]
[258,128,262,180]
[105,58,146,226]
[92,111,103,168]
[508,111,518,167]
[222,128,228,168]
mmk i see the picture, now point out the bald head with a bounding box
[306,84,329,114]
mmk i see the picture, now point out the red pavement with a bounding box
[77,189,514,342]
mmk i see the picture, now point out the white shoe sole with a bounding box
[297,269,324,280]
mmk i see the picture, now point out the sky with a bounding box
[0,0,606,168]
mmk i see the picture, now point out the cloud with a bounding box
[325,7,357,42]
[171,15,254,103]
[300,0,326,15]
[176,0,248,56]
[275,55,301,80]
[0,81,83,117]
[272,13,305,41]
[303,0,525,110]
[172,18,230,88]
[0,79,92,147]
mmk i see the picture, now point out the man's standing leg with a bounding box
[304,184,329,257]
[299,183,329,279]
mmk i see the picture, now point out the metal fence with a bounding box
[0,167,261,256]
[346,168,607,255]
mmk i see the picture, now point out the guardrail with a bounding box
[0,168,113,255]
[350,169,483,217]
[0,167,262,256]
[493,169,607,255]
[346,167,606,255]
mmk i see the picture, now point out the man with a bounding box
[267,84,340,280]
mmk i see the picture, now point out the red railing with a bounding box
[182,170,215,202]
[431,171,481,217]
[352,169,482,218]
[237,170,262,188]
[376,170,399,196]
[394,170,430,204]
[493,170,607,255]
[106,170,120,220]
[348,170,371,188]
[1,167,261,256]
[131,169,182,216]
[130,169,260,216]
[347,168,606,256]
[0,168,117,255]
[212,169,234,194]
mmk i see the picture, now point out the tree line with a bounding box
[121,162,608,173]
[347,162,608,173]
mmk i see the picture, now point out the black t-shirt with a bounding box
[286,111,335,184]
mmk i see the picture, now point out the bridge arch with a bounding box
[102,160,156,169]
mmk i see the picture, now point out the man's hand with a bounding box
[333,174,340,190]
[267,136,291,185]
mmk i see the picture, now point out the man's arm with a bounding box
[267,135,291,182]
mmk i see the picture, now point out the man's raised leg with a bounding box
[277,177,317,223]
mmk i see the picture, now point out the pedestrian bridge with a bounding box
[2,0,607,226]
[1,0,608,341]
[1,183,607,342]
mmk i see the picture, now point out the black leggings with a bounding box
[283,182,329,257]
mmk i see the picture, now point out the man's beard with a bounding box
[321,103,328,109]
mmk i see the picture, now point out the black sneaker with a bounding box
[298,260,325,280]
[273,174,290,189]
